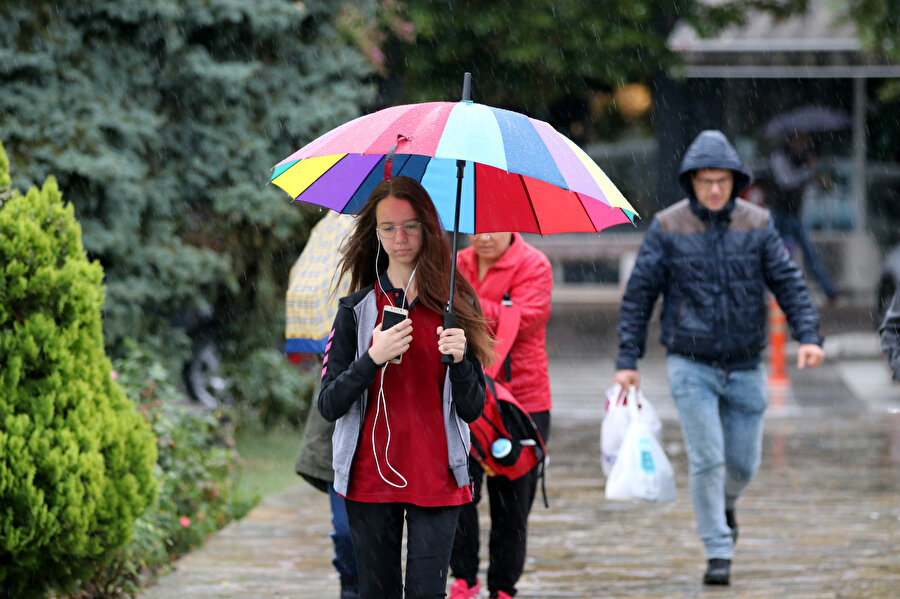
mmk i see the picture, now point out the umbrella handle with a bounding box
[441,312,456,364]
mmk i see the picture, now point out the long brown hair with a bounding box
[338,176,496,366]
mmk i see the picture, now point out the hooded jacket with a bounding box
[616,130,823,370]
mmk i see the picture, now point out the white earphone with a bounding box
[370,228,418,489]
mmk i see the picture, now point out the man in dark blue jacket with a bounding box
[613,130,825,586]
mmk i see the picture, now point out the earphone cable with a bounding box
[371,233,418,488]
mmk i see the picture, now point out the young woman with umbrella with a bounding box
[317,176,495,599]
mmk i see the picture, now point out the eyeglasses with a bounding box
[376,221,423,238]
[693,175,733,189]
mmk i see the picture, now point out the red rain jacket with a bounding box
[458,233,553,413]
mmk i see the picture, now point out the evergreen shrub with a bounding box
[0,142,157,598]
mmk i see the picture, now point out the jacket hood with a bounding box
[678,130,751,213]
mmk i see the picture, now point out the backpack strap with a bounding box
[539,459,549,508]
[485,293,519,380]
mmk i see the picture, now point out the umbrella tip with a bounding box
[461,72,471,103]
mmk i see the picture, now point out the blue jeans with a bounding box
[666,355,767,559]
[329,484,358,579]
[772,211,836,297]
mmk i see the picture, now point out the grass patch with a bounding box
[234,426,303,507]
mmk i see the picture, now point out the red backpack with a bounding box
[468,376,548,484]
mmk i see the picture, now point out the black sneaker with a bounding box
[340,575,360,599]
[703,558,731,585]
[726,508,739,545]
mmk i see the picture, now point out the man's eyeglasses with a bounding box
[693,175,733,189]
[376,221,423,238]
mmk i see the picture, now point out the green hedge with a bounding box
[0,142,157,598]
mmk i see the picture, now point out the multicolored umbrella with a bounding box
[269,100,636,235]
[285,211,355,355]
[271,74,636,361]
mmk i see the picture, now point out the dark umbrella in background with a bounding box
[763,105,852,139]
[270,73,637,362]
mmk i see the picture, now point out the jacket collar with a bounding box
[376,271,417,309]
[688,195,735,224]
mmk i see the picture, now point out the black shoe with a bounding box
[726,508,739,545]
[340,575,360,599]
[702,558,731,585]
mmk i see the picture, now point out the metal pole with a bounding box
[852,77,867,231]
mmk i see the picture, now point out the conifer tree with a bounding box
[0,141,158,598]
[0,1,375,364]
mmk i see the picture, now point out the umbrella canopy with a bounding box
[285,211,355,354]
[271,74,636,363]
[269,101,637,235]
[763,105,852,139]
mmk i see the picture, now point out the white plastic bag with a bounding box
[600,384,662,475]
[604,386,676,502]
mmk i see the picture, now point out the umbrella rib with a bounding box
[340,154,387,214]
[517,174,543,236]
[470,161,476,234]
[573,191,606,233]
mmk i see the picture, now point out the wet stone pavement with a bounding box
[140,307,900,599]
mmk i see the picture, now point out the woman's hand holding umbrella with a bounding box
[369,319,412,365]
[436,326,467,364]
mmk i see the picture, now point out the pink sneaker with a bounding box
[492,592,513,599]
[449,578,481,599]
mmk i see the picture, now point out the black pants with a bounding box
[344,500,461,599]
[450,411,551,597]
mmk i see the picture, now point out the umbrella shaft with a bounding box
[447,159,465,315]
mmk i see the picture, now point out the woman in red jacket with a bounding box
[449,232,553,599]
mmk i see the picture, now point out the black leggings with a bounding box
[450,410,550,597]
[344,500,461,599]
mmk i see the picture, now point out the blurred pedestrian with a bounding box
[879,287,900,382]
[613,130,825,586]
[448,232,553,599]
[318,176,494,599]
[767,132,838,300]
[286,211,358,599]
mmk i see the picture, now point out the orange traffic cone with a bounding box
[767,296,790,388]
